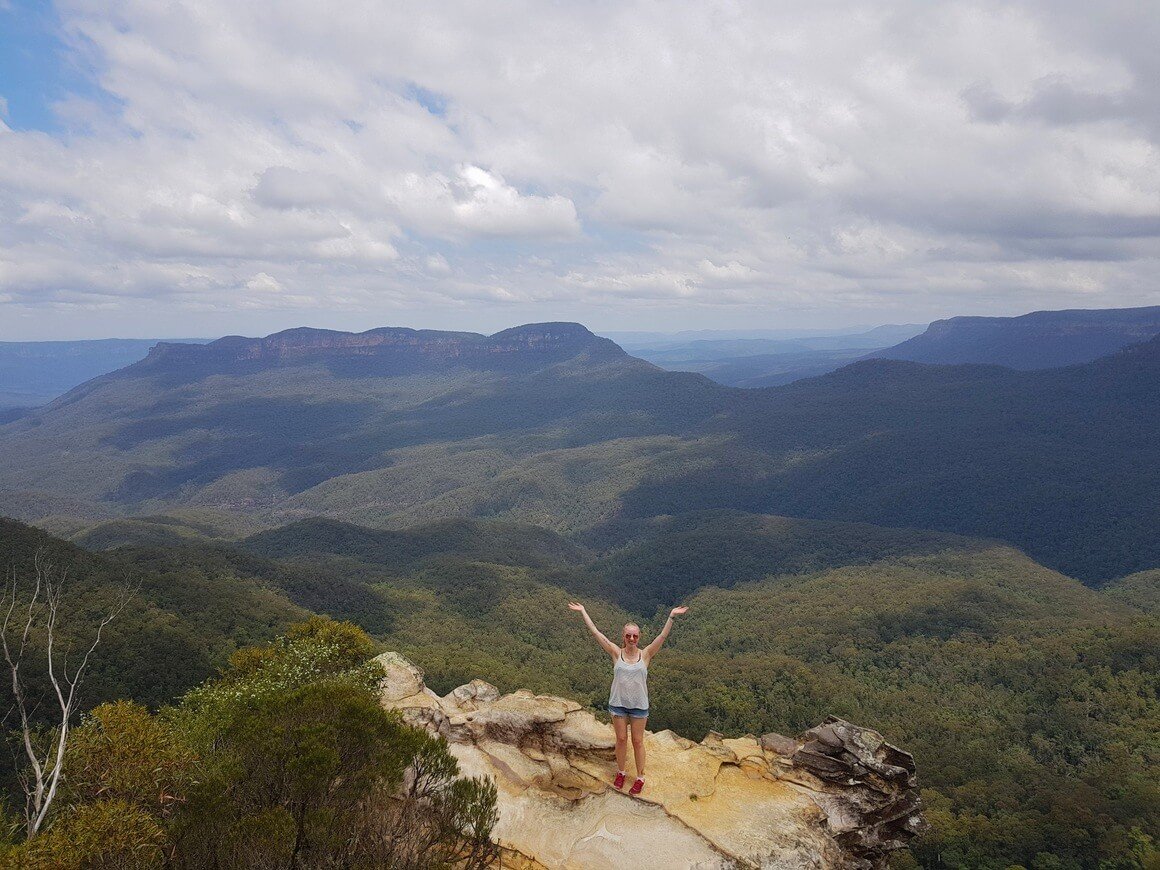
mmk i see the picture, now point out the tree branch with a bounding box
[1,546,135,839]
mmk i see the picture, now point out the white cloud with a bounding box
[0,0,1158,337]
[449,166,579,238]
[244,272,282,294]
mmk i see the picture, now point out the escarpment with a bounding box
[134,322,628,374]
[375,652,926,870]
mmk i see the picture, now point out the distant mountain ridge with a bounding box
[1,320,1158,584]
[136,322,627,377]
[618,324,927,387]
[0,319,719,522]
[871,305,1160,369]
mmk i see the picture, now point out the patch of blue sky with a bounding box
[403,81,448,117]
[0,0,112,133]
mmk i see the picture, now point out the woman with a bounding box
[567,601,688,795]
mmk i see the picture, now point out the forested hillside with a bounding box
[2,323,1157,585]
[1103,570,1160,614]
[645,333,1160,582]
[0,518,304,708]
[2,508,1157,867]
[1,318,1158,867]
[49,512,1156,868]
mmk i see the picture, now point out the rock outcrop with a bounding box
[375,653,926,870]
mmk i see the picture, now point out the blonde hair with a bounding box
[623,622,640,636]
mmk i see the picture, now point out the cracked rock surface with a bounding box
[375,652,926,870]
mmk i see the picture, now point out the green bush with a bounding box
[2,619,498,870]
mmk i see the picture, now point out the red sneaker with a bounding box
[629,777,644,795]
[613,771,626,789]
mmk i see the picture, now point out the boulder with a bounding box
[376,653,926,869]
[374,651,426,701]
[445,679,502,713]
[759,732,799,757]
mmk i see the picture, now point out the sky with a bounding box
[1,0,1158,340]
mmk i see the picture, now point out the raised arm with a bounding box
[643,606,688,661]
[568,602,620,659]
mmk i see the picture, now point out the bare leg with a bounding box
[612,714,628,772]
[630,716,647,777]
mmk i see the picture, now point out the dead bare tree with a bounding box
[1,547,133,839]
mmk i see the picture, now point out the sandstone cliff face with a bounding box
[375,652,926,870]
[137,322,626,372]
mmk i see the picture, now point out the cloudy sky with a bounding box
[1,0,1158,340]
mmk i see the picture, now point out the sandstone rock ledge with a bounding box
[375,652,926,870]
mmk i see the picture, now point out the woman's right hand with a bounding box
[567,601,585,612]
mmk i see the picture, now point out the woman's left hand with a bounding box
[670,606,688,618]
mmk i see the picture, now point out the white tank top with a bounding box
[608,649,648,709]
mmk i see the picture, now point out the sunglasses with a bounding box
[624,633,639,640]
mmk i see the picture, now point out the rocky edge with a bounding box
[375,652,926,870]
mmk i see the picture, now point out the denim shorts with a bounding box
[607,704,649,719]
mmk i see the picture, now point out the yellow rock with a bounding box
[377,653,924,870]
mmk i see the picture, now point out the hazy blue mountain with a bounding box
[0,321,725,527]
[793,324,929,350]
[1,321,1157,584]
[652,348,873,387]
[630,338,829,363]
[870,305,1160,368]
[131,322,624,379]
[613,324,926,386]
[604,323,924,350]
[0,337,213,409]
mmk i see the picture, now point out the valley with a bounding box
[0,309,1157,868]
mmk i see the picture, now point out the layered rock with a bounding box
[137,322,626,373]
[375,653,926,870]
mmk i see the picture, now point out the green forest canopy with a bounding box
[1,512,1157,868]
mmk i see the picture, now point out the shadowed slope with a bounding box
[627,334,1160,582]
[0,322,725,519]
[870,304,1160,368]
[2,326,1159,584]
